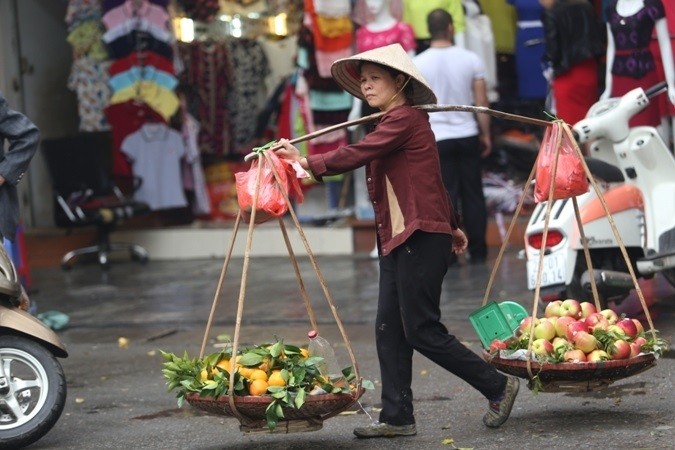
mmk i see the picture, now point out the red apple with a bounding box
[607,324,627,338]
[518,316,540,336]
[587,349,609,362]
[617,318,638,338]
[552,336,570,351]
[559,299,582,318]
[489,339,508,353]
[565,320,588,341]
[563,349,587,363]
[579,301,597,318]
[609,339,631,360]
[533,319,556,341]
[633,336,647,347]
[572,331,598,354]
[629,342,642,358]
[544,300,562,318]
[632,318,645,335]
[585,313,609,332]
[532,338,555,357]
[599,308,619,325]
[555,316,577,338]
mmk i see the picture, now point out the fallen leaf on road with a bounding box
[118,337,129,349]
[75,398,85,404]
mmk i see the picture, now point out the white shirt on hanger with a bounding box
[121,123,188,210]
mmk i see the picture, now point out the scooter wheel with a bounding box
[0,334,67,448]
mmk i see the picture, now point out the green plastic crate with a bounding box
[469,301,527,349]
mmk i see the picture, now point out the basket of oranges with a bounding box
[162,339,369,432]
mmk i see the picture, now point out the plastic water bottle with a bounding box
[307,330,347,388]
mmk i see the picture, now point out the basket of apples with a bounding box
[483,299,668,392]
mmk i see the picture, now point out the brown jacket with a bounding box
[307,105,459,256]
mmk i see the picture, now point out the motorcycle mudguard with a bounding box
[0,307,68,357]
[570,185,644,250]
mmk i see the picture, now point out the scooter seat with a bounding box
[584,157,625,183]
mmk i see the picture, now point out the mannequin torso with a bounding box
[603,0,675,109]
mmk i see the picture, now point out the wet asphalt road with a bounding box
[21,248,675,449]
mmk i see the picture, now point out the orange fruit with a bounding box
[300,348,309,358]
[248,379,268,396]
[216,359,231,371]
[238,367,255,379]
[199,369,210,381]
[249,369,268,382]
[268,370,286,387]
[258,360,270,372]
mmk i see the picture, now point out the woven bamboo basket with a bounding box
[186,388,364,432]
[483,352,657,392]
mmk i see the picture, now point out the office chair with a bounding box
[41,132,150,270]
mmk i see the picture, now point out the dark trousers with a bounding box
[437,136,488,260]
[376,231,506,426]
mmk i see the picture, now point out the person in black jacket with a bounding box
[0,92,39,243]
[539,0,605,126]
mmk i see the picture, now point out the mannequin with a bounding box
[602,0,675,128]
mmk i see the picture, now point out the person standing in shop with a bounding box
[0,92,39,243]
[274,43,519,438]
[413,9,491,264]
[539,0,605,127]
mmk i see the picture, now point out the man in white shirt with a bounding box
[414,8,491,264]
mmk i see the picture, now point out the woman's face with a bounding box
[359,62,404,110]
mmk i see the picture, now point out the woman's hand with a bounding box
[451,228,468,255]
[274,138,301,162]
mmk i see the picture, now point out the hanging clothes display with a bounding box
[180,110,212,216]
[226,39,271,154]
[65,0,111,132]
[507,0,548,99]
[99,0,179,177]
[177,40,234,156]
[104,99,167,177]
[121,123,188,210]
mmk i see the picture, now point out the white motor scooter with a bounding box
[524,82,675,308]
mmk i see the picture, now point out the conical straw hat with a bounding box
[331,43,437,105]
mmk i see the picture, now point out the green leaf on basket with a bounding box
[269,341,284,358]
[362,379,375,390]
[239,352,264,366]
[295,388,306,409]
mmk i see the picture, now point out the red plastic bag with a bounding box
[534,121,589,203]
[235,151,304,224]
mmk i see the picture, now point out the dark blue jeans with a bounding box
[376,231,506,426]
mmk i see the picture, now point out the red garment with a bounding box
[611,69,662,127]
[306,105,460,256]
[552,58,599,125]
[104,100,167,176]
[649,38,675,118]
[108,51,174,76]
